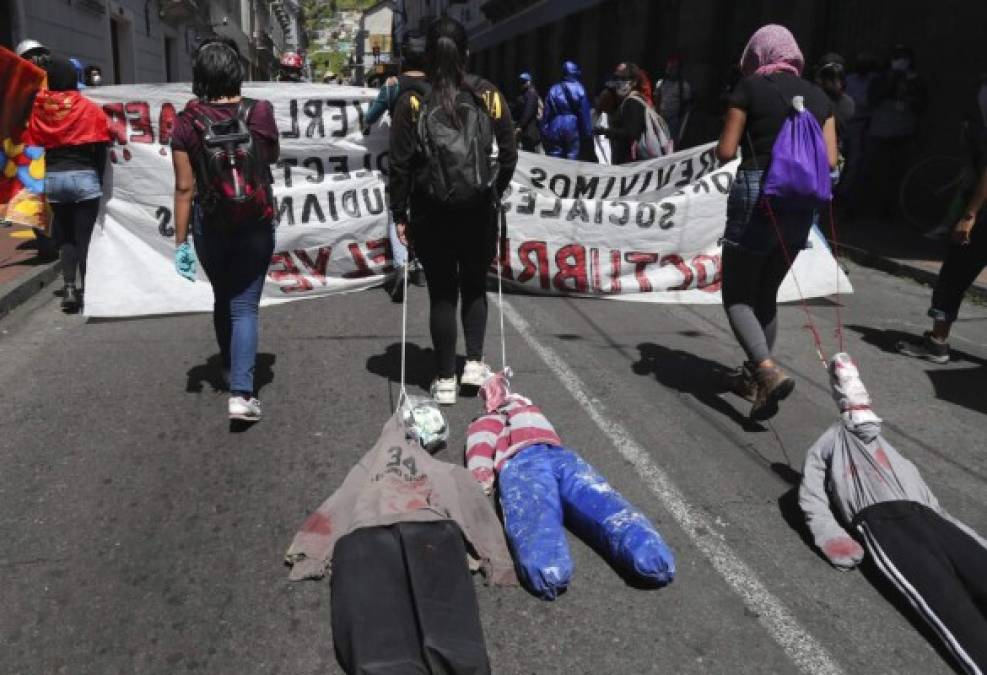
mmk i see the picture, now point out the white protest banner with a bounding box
[503,144,851,303]
[83,83,849,317]
[85,82,392,317]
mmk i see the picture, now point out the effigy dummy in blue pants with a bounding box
[498,443,675,600]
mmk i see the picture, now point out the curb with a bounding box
[0,260,62,321]
[832,240,987,304]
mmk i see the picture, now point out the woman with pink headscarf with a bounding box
[716,25,838,421]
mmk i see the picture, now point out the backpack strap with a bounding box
[184,103,214,135]
[744,76,794,173]
[236,97,257,123]
[763,75,798,112]
[623,91,648,109]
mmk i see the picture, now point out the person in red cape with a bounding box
[25,55,110,312]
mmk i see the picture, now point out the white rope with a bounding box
[397,260,410,410]
[497,206,508,372]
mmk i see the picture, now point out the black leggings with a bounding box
[411,203,497,379]
[721,243,795,364]
[52,199,100,287]
[930,214,987,323]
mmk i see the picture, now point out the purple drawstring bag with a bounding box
[762,95,832,207]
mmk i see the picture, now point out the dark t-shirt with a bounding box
[171,99,279,163]
[608,94,648,165]
[729,72,833,170]
[47,142,106,173]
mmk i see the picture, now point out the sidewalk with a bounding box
[833,217,987,302]
[0,225,61,319]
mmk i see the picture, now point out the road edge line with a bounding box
[501,299,845,675]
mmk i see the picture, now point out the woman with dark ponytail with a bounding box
[389,17,518,406]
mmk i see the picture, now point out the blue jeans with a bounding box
[46,170,103,286]
[45,169,102,203]
[724,169,815,254]
[193,208,274,396]
[388,219,408,268]
[498,444,675,600]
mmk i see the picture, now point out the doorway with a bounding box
[110,15,136,84]
[164,36,177,82]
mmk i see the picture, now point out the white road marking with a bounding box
[501,299,845,675]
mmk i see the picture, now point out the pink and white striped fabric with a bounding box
[466,372,562,494]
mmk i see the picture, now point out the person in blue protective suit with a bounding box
[465,370,675,600]
[541,61,593,160]
[69,58,86,89]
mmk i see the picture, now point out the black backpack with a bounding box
[186,98,274,227]
[414,78,498,207]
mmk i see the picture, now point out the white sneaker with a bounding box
[228,396,262,421]
[460,360,493,387]
[430,377,458,406]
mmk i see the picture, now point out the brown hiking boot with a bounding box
[750,365,796,421]
[726,361,757,401]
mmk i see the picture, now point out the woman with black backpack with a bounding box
[389,17,518,406]
[716,25,838,421]
[170,38,279,423]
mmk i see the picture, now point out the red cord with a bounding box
[760,196,828,368]
[827,203,847,353]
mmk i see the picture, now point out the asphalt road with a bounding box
[1,260,984,675]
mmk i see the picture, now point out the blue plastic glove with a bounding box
[175,241,197,281]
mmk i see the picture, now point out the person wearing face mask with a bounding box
[862,45,927,219]
[594,62,649,165]
[84,65,103,87]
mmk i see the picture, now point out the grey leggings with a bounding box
[721,244,794,364]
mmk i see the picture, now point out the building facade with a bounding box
[468,0,987,157]
[353,0,394,85]
[398,0,487,42]
[3,0,299,84]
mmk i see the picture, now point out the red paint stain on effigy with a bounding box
[301,512,333,535]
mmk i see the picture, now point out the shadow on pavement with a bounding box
[845,323,987,366]
[185,352,276,395]
[631,342,765,432]
[846,324,987,415]
[365,342,434,391]
[926,367,987,416]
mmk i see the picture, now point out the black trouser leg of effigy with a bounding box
[856,501,987,675]
[330,521,490,675]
